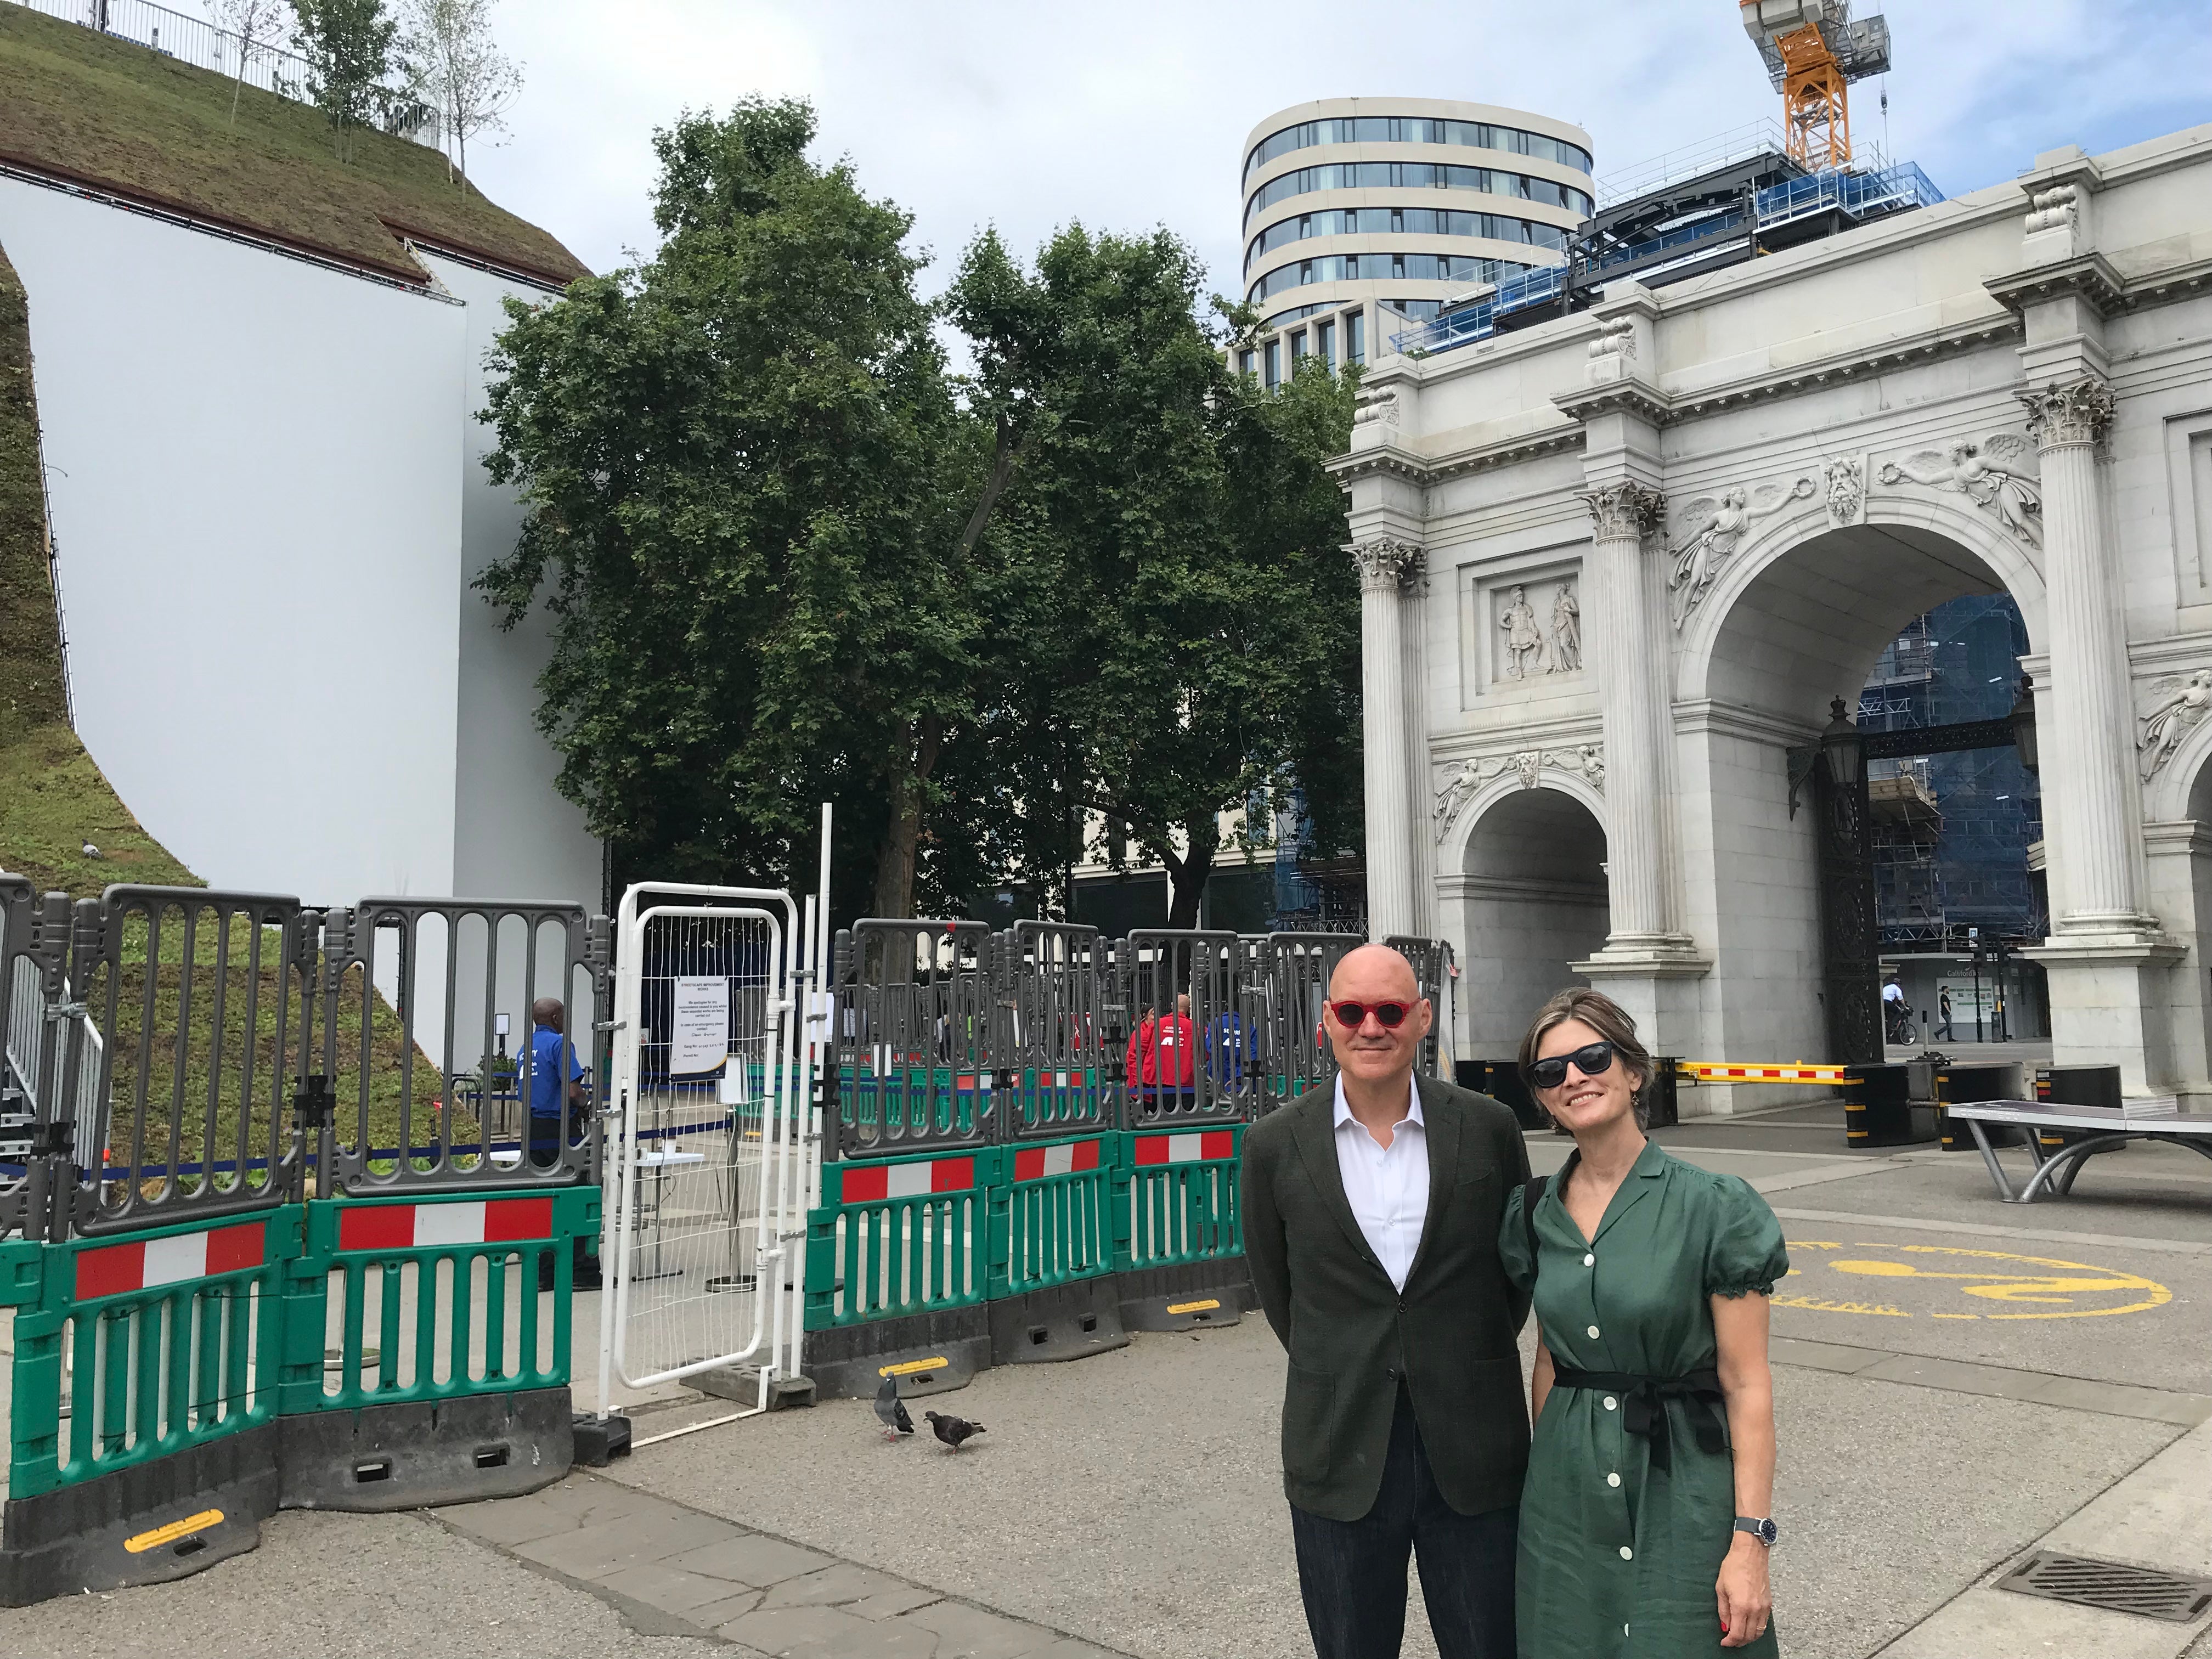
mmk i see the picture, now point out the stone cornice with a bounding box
[1554,379,1672,426]
[1672,698,1822,747]
[2129,633,2212,674]
[1429,713,1602,757]
[1328,441,1431,486]
[1985,252,2131,318]
[2142,820,2212,860]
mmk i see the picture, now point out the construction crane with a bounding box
[1740,0,1892,172]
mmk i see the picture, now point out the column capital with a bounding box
[2018,375,2115,450]
[1351,537,1424,593]
[1579,481,1665,542]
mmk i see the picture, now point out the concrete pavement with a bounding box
[2,1108,2208,1658]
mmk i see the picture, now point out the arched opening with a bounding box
[1453,788,1609,1056]
[1682,515,2045,1066]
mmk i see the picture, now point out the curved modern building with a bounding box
[1238,98,1594,379]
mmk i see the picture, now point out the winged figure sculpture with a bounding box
[1877,435,2042,545]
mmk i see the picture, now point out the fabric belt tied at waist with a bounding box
[1550,1364,1729,1474]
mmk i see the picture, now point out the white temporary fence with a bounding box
[599,881,825,1415]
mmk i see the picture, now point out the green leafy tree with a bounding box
[290,0,398,159]
[960,230,1361,927]
[478,99,1006,917]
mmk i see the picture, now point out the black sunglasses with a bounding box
[1526,1040,1616,1091]
[1328,999,1413,1030]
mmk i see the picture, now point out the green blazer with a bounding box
[1240,1073,1534,1522]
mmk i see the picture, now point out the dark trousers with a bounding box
[527,1116,597,1285]
[1290,1388,1517,1659]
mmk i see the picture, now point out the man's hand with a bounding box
[1715,1533,1771,1649]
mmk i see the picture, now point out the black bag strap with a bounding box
[1520,1173,1548,1263]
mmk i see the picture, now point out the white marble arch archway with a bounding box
[1442,778,1611,1057]
[1676,495,2048,710]
[1655,495,2049,1074]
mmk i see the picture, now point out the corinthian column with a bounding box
[1355,538,1420,939]
[2021,375,2145,932]
[1579,483,1671,942]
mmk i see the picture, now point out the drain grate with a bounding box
[2000,1552,2212,1624]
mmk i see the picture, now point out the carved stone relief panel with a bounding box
[1474,563,1584,687]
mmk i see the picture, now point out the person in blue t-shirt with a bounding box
[524,996,588,1169]
[523,998,596,1290]
[1205,1007,1260,1092]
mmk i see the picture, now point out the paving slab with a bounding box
[595,1310,2182,1659]
[0,1506,731,1659]
[1875,1418,2212,1659]
[1779,1146,2212,1243]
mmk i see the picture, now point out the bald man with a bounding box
[1241,944,1532,1659]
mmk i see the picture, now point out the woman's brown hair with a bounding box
[1517,987,1655,1116]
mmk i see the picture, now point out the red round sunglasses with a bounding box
[1327,999,1414,1030]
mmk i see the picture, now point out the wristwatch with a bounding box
[1734,1517,1779,1547]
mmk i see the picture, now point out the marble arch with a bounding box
[1676,499,2049,709]
[1333,126,2212,1106]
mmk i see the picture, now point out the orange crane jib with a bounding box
[1740,1,1891,173]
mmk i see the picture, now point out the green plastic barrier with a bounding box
[275,1187,592,1510]
[1113,1123,1250,1333]
[1,1209,298,1603]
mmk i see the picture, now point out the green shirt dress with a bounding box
[1499,1141,1789,1659]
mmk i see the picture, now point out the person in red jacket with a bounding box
[1126,994,1197,1116]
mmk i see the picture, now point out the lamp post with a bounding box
[2010,677,2039,773]
[1819,696,1865,789]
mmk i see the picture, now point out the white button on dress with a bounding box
[1583,1252,1595,1267]
[1607,1472,1621,1487]
[1603,1395,1617,1410]
[1587,1324,1601,1338]
[1619,1545,1634,1561]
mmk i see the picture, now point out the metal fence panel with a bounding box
[2,874,40,1240]
[1118,930,1254,1125]
[831,920,996,1157]
[318,898,607,1197]
[1119,1123,1244,1273]
[997,921,1110,1143]
[607,902,788,1390]
[1261,933,1355,1110]
[64,888,312,1238]
[1384,935,1457,1077]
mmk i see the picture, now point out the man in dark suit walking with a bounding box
[1242,944,1532,1659]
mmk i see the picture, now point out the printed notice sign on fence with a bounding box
[671,977,730,1074]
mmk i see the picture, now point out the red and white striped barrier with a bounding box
[337,1196,554,1252]
[75,1220,267,1302]
[838,1155,978,1202]
[1012,1138,1103,1182]
[1677,1062,1850,1084]
[1131,1129,1236,1166]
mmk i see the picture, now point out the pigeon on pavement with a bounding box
[873,1374,914,1440]
[924,1409,985,1451]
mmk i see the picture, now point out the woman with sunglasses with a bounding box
[1498,988,1787,1657]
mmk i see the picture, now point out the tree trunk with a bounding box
[1163,817,1220,930]
[872,716,944,919]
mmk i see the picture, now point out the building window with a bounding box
[1264,339,1281,388]
[1346,312,1365,365]
[1391,255,1406,280]
[1238,349,1256,379]
[1317,318,1335,367]
[1390,207,1405,235]
[1290,329,1308,362]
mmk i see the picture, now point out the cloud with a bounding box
[456,0,2208,294]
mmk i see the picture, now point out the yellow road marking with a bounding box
[1771,1240,2170,1321]
[125,1510,222,1554]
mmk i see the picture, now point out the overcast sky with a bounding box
[451,1,2207,295]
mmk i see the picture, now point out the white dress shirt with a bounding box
[1331,1074,1430,1292]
